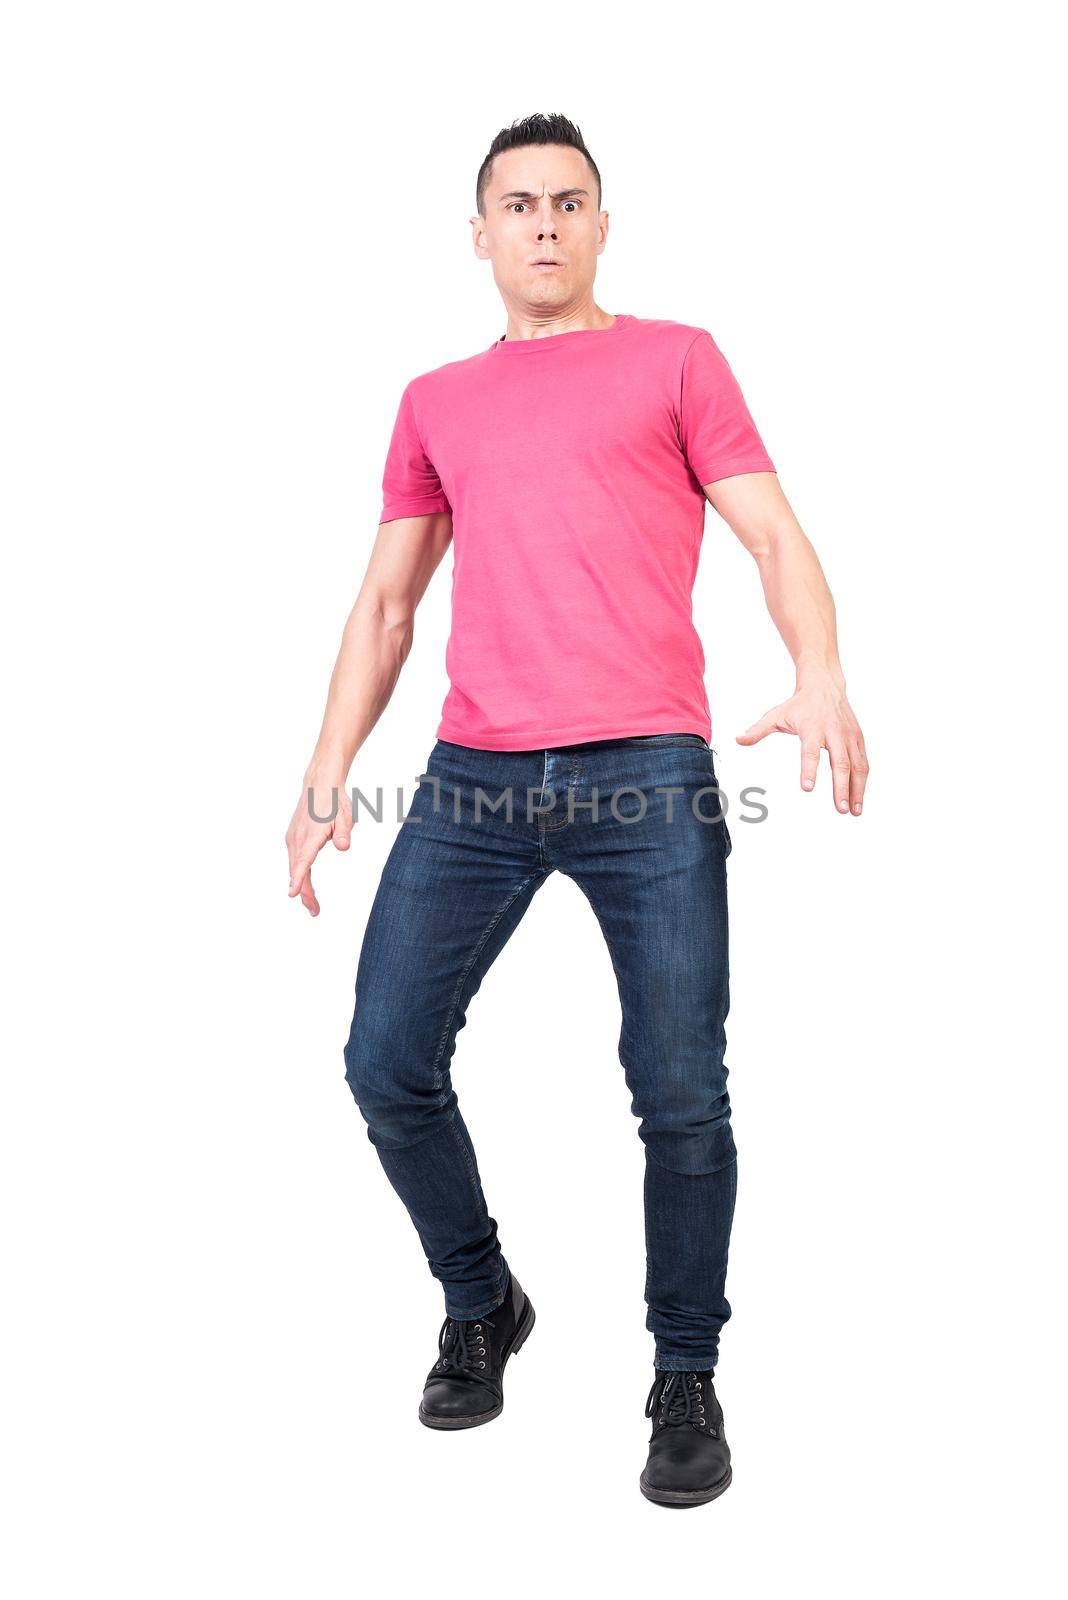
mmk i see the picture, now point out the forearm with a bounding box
[285,512,452,913]
[302,510,451,789]
[707,473,867,811]
[305,593,413,784]
[706,475,846,690]
[754,519,846,691]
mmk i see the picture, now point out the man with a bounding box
[285,113,867,1507]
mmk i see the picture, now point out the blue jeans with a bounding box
[343,733,736,1371]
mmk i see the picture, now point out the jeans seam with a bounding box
[430,870,543,1079]
[446,1104,483,1201]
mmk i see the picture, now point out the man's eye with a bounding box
[510,203,527,214]
[561,201,579,212]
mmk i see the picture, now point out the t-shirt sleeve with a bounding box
[379,383,451,524]
[678,331,775,485]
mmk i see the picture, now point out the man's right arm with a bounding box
[284,511,452,916]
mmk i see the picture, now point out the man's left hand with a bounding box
[737,679,868,815]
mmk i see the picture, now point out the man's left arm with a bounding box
[703,471,869,816]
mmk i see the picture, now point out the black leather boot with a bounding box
[640,1369,733,1506]
[418,1273,535,1430]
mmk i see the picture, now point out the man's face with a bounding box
[471,144,608,313]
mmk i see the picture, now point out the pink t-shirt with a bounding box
[379,314,774,749]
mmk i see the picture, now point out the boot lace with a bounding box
[645,1371,715,1434]
[431,1312,499,1391]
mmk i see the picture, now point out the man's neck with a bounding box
[500,299,615,342]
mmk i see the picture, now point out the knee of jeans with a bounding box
[636,1089,736,1176]
[343,1014,448,1146]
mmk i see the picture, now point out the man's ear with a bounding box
[597,210,610,255]
[470,215,491,260]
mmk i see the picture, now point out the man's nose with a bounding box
[534,200,558,240]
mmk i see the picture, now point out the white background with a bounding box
[2,2,1064,1594]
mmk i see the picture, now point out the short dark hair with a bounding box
[476,113,602,216]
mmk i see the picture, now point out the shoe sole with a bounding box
[418,1295,536,1431]
[639,1465,733,1508]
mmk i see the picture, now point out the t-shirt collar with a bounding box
[490,314,631,353]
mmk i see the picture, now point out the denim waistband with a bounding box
[550,733,709,754]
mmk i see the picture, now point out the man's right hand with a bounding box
[285,775,354,917]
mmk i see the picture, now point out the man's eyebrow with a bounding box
[497,188,590,203]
